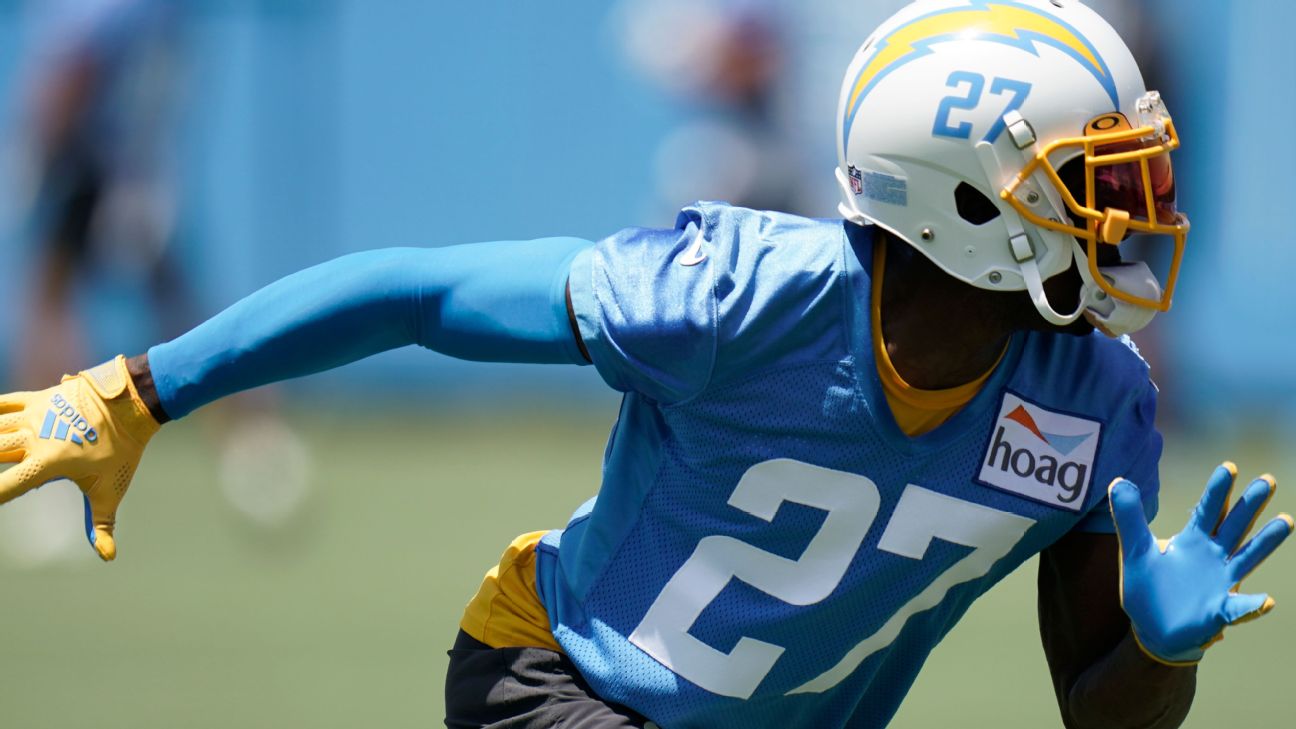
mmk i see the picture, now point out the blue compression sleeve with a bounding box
[147,238,592,419]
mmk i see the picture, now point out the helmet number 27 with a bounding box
[628,459,1035,699]
[932,71,1032,144]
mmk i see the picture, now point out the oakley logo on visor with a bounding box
[1086,113,1178,226]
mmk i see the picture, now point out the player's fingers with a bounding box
[92,529,116,561]
[0,411,26,431]
[0,394,30,415]
[1109,478,1154,558]
[1216,476,1277,552]
[1228,514,1294,584]
[1222,591,1276,626]
[83,492,117,562]
[0,429,27,463]
[0,429,28,448]
[77,477,121,562]
[0,458,41,505]
[1190,462,1237,534]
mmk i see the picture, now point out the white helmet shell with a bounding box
[836,0,1171,331]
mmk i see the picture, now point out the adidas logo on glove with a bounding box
[39,393,99,446]
[978,393,1099,511]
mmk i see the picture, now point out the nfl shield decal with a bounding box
[978,393,1101,511]
[848,165,864,195]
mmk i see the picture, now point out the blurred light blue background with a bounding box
[0,0,1290,422]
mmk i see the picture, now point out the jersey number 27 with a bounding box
[628,458,1035,699]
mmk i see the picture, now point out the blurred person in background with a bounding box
[613,0,813,218]
[13,0,185,389]
[3,0,310,566]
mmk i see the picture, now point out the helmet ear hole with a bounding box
[954,182,1000,225]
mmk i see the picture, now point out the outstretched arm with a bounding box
[148,238,592,420]
[1038,531,1196,729]
[1041,465,1292,728]
[0,237,593,559]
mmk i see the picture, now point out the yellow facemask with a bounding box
[1003,93,1190,311]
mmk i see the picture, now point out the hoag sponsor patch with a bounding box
[978,393,1100,511]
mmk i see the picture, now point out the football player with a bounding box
[0,2,1289,727]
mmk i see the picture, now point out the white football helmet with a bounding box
[836,0,1189,336]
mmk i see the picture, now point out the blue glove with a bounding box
[1110,463,1293,665]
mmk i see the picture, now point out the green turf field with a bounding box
[1,407,1292,728]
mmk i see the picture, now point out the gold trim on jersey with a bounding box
[872,243,1002,437]
[459,530,563,652]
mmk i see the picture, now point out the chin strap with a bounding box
[1027,242,1161,337]
[1020,254,1088,326]
[1075,248,1162,336]
[973,140,1087,328]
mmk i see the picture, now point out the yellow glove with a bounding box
[0,355,160,561]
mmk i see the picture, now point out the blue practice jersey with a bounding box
[536,202,1161,728]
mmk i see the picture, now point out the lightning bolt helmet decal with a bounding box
[842,0,1118,150]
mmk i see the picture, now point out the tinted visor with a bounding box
[1001,96,1187,312]
[1078,108,1181,224]
[1092,139,1178,225]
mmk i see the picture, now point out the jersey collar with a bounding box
[843,221,1026,455]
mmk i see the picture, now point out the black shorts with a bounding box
[444,630,655,729]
